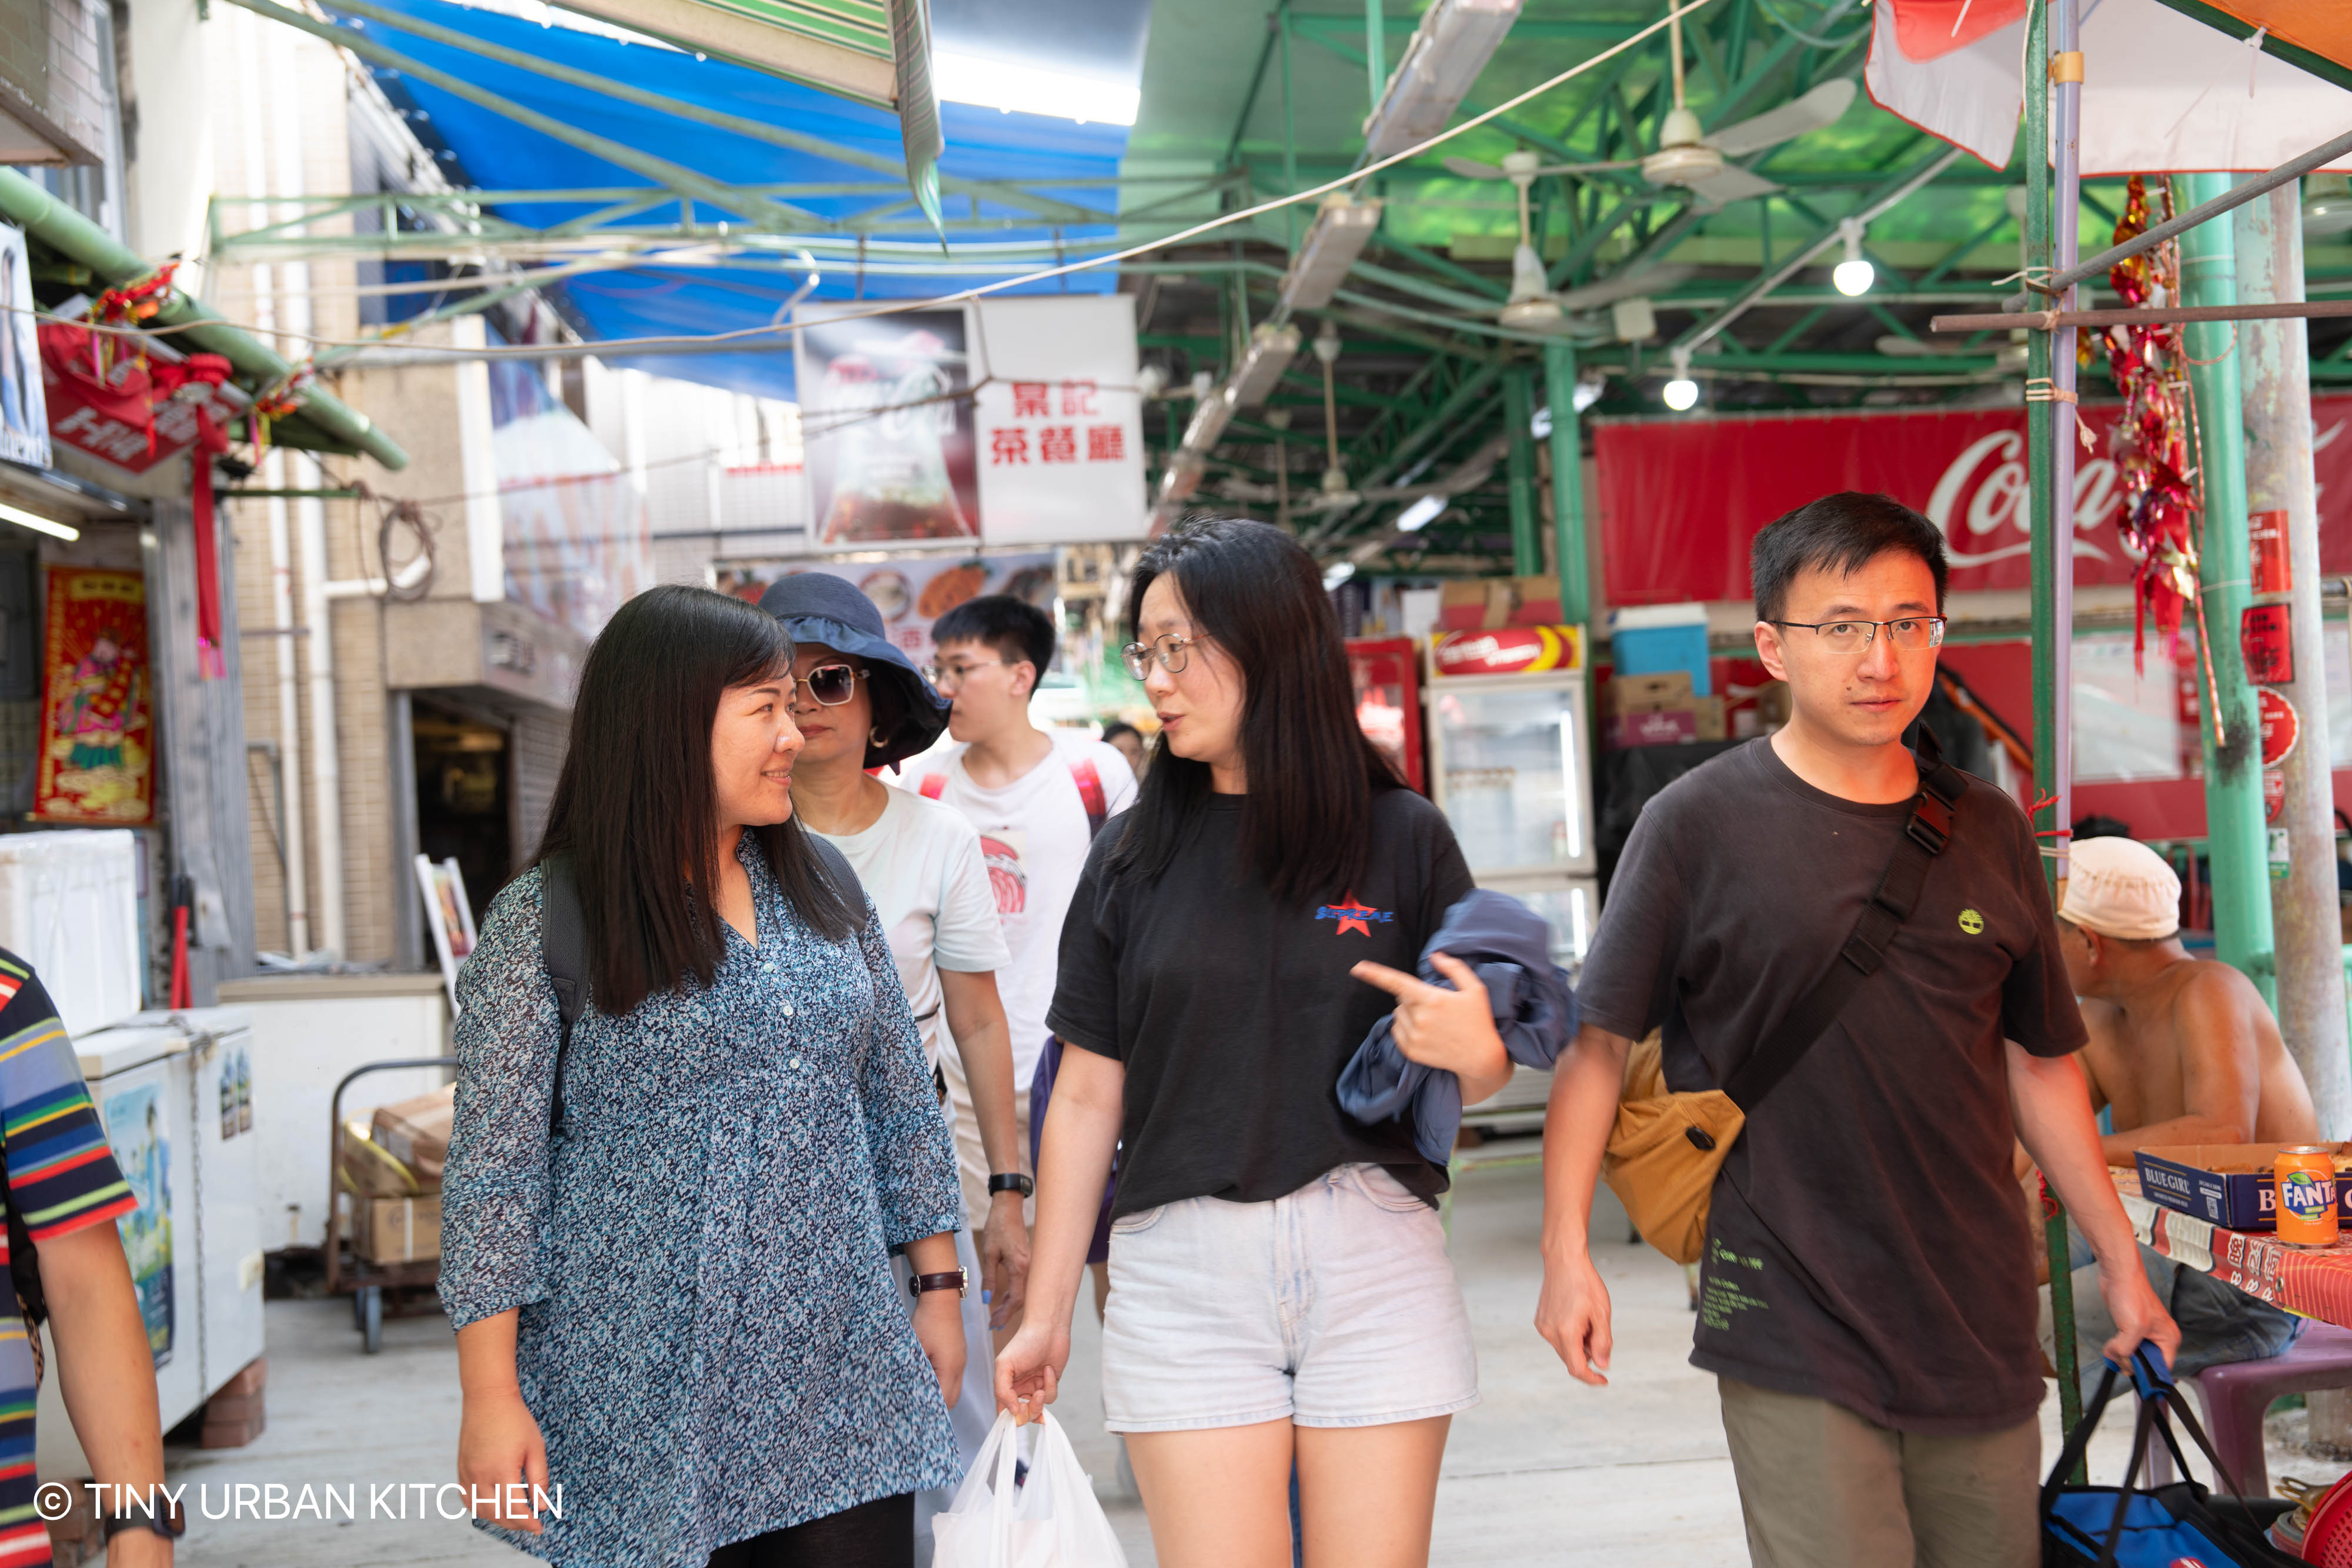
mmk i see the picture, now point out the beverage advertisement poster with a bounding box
[796,309,980,548]
[0,224,48,468]
[489,356,650,638]
[713,550,1054,666]
[103,1079,174,1364]
[35,567,154,824]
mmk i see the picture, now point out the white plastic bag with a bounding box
[931,1410,1129,1568]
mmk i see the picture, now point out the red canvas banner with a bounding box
[1595,397,2352,606]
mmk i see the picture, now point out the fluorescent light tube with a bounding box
[1361,0,1523,162]
[1278,193,1382,311]
[932,51,1140,126]
[1181,385,1235,452]
[0,502,77,541]
[1395,495,1444,533]
[1228,323,1301,408]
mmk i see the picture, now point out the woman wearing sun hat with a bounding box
[757,573,1029,1554]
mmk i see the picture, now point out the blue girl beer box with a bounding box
[2134,1143,2352,1232]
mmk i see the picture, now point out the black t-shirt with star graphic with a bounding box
[1048,787,1475,1217]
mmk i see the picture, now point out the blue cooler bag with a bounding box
[2041,1344,2298,1567]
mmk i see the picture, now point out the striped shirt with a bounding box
[0,952,135,1567]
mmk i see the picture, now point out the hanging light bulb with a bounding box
[1833,216,1875,297]
[1662,348,1699,412]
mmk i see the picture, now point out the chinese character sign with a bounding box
[797,307,981,548]
[971,297,1147,544]
[35,568,153,825]
[712,550,1055,667]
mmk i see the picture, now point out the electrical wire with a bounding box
[1750,0,1872,51]
[24,0,1725,364]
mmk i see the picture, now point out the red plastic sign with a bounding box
[2259,688,2300,768]
[1431,625,1584,678]
[2265,768,2287,823]
[2241,603,2294,686]
[2250,509,2293,596]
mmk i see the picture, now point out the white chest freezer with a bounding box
[35,1007,263,1478]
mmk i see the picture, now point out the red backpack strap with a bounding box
[918,773,947,800]
[1068,755,1107,840]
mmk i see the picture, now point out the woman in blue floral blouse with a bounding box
[440,584,969,1568]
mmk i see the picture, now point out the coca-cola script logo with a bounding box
[1922,428,2124,569]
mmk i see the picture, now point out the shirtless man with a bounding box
[2043,834,2315,1380]
[2058,835,2318,1156]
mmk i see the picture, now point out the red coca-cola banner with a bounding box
[1595,398,2352,606]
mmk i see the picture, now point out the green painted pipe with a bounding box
[1542,343,1589,624]
[1503,368,1539,577]
[2181,170,2278,1010]
[0,170,408,470]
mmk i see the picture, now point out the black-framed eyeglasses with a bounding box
[790,663,862,706]
[1768,616,1947,654]
[1121,633,1201,681]
[921,657,1006,690]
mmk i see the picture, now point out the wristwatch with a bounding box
[909,1267,969,1299]
[102,1495,186,1543]
[987,1172,1034,1198]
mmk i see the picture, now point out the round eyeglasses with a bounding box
[1121,633,1201,681]
[789,663,862,706]
[1768,616,1947,654]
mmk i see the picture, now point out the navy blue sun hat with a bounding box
[757,572,951,769]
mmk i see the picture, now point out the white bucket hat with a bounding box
[2060,836,2182,941]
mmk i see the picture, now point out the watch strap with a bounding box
[102,1496,186,1541]
[987,1173,1034,1197]
[908,1269,967,1298]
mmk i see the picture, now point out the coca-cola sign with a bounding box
[1595,399,2352,606]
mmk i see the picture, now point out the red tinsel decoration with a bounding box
[2099,176,2201,673]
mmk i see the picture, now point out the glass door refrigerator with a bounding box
[1425,625,1596,1145]
[1425,625,1597,975]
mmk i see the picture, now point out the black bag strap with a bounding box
[1720,728,1967,1112]
[541,853,589,1132]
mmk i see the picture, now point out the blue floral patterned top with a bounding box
[439,835,966,1568]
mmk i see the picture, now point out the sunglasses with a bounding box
[790,663,862,706]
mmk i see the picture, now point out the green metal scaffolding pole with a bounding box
[1542,344,1590,624]
[2023,0,2085,1453]
[2180,170,2280,1009]
[1504,368,1541,577]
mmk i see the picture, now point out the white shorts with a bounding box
[1099,1164,1479,1433]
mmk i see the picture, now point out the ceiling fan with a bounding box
[1474,148,1697,332]
[1444,6,1858,210]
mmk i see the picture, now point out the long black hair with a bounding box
[1106,518,1396,905]
[534,584,858,1015]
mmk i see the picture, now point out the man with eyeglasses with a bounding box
[1536,492,2173,1566]
[907,596,1137,1323]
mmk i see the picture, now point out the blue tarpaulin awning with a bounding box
[329,0,1128,400]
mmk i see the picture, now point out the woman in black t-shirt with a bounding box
[995,519,1511,1567]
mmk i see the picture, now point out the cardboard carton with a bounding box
[371,1084,455,1185]
[2134,1142,2352,1231]
[1603,671,1695,714]
[340,1121,422,1199]
[358,1193,443,1265]
[1603,708,1699,749]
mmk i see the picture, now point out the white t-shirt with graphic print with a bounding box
[812,787,1008,1074]
[911,734,1137,1088]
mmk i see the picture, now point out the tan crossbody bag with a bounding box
[1603,733,1967,1265]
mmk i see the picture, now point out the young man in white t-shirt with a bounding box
[911,596,1138,1259]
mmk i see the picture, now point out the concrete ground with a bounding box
[169,1159,2346,1567]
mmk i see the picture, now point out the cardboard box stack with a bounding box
[340,1084,452,1265]
[1600,671,1726,749]
[1437,576,1566,633]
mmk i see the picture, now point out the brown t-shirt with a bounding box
[1578,738,2086,1434]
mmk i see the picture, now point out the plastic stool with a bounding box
[2146,1321,2352,1496]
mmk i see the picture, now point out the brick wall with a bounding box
[0,0,109,163]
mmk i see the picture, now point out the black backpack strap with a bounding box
[805,834,863,912]
[1720,731,1969,1112]
[540,853,588,1131]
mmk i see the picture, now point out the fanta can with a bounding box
[2276,1146,2339,1246]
